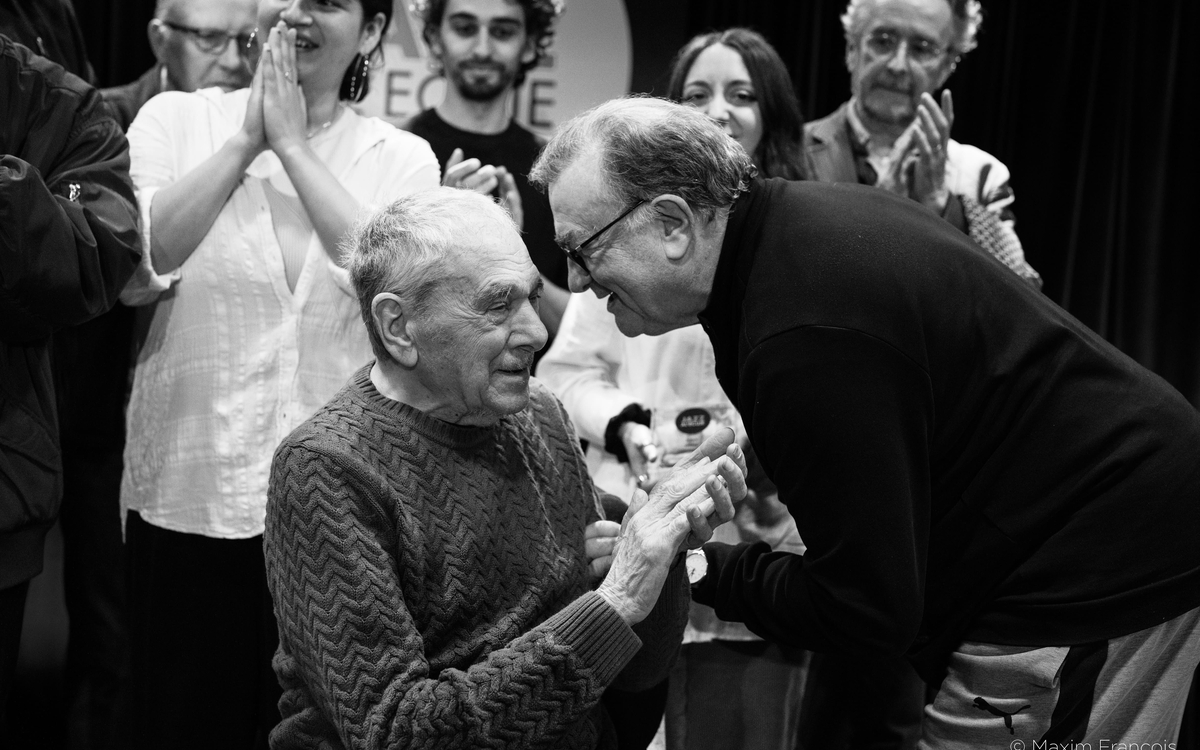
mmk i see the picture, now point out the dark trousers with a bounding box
[796,652,925,750]
[0,581,30,727]
[125,512,281,750]
[603,678,669,750]
[60,442,129,750]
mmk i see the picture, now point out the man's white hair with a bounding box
[346,189,518,362]
[841,0,983,55]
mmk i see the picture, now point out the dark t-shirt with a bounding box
[404,108,567,289]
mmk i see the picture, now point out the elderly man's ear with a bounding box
[372,293,419,367]
[649,195,696,261]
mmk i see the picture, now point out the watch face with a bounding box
[686,550,707,585]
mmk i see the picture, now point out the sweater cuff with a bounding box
[543,590,642,688]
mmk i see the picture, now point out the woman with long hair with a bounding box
[540,28,809,750]
[119,1,438,747]
[666,27,807,180]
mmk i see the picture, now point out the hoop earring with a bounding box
[349,53,370,102]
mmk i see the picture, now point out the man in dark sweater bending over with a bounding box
[530,98,1200,748]
[263,187,747,750]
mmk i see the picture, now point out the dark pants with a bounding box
[60,442,128,750]
[603,678,669,750]
[125,512,281,750]
[796,653,925,750]
[0,581,30,727]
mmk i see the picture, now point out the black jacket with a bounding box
[692,178,1200,682]
[0,35,141,588]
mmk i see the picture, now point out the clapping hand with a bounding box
[443,148,524,229]
[261,22,309,154]
[880,90,954,213]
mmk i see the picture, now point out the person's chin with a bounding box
[606,296,647,337]
[864,91,915,123]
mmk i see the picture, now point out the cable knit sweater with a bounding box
[264,365,689,749]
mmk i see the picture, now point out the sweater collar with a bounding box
[349,364,496,449]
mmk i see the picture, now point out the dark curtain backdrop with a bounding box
[631,0,1200,408]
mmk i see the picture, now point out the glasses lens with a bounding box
[866,31,896,55]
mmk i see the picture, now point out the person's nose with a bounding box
[566,261,591,294]
[218,34,244,70]
[886,40,911,73]
[280,0,311,27]
[704,94,731,124]
[516,297,548,351]
[471,28,493,58]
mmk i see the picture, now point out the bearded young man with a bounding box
[406,0,569,342]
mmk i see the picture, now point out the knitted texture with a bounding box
[265,365,688,749]
[963,194,1043,288]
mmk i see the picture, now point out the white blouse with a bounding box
[120,87,440,538]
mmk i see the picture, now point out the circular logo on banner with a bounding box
[675,408,712,435]
[357,1,633,138]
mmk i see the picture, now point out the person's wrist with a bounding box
[596,579,637,626]
[603,403,651,462]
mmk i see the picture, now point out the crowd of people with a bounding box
[3,1,1199,750]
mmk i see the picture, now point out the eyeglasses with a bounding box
[559,199,646,273]
[863,29,948,66]
[157,20,256,57]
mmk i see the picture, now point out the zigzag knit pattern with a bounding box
[264,365,688,749]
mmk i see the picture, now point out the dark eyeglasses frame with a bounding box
[863,29,948,66]
[561,199,647,273]
[158,20,256,58]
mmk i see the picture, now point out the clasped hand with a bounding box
[239,22,312,158]
[593,427,747,625]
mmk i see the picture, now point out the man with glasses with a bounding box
[532,96,1200,750]
[103,0,255,130]
[805,0,1040,290]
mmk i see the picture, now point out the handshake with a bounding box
[585,427,748,625]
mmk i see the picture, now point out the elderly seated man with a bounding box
[263,187,746,750]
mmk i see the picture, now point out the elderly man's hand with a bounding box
[596,428,746,625]
[880,91,954,213]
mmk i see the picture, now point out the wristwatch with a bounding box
[685,548,708,586]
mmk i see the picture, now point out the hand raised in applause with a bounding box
[443,148,524,230]
[261,22,309,156]
[879,90,954,213]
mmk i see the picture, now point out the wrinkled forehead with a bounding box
[860,0,954,39]
[443,216,537,287]
[548,149,622,238]
[161,0,256,26]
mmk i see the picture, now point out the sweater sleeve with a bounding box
[691,325,933,657]
[265,440,644,750]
